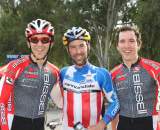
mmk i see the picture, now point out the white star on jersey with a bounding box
[82,70,96,82]
[104,90,114,102]
[66,66,77,78]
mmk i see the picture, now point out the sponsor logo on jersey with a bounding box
[7,95,12,112]
[24,67,39,79]
[143,60,160,70]
[133,66,141,72]
[63,79,100,93]
[133,73,147,114]
[38,73,50,115]
[116,74,127,81]
[0,103,7,125]
[6,77,14,85]
[12,58,25,68]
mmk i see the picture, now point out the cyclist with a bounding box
[0,19,63,130]
[61,27,119,130]
[111,25,160,130]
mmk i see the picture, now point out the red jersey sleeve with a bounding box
[0,60,22,130]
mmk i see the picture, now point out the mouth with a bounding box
[74,54,83,59]
[123,50,132,54]
[36,48,44,51]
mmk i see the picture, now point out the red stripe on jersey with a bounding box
[97,92,102,123]
[140,58,160,115]
[82,92,90,127]
[111,64,123,80]
[67,91,74,127]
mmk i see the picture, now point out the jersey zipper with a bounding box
[128,67,134,117]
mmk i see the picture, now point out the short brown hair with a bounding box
[115,25,142,46]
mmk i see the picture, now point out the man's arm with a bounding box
[111,114,119,130]
[88,69,120,130]
[50,82,63,109]
[50,70,63,109]
[0,75,13,130]
[0,60,21,130]
[101,70,120,125]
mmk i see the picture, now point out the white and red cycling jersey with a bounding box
[0,55,63,130]
[111,57,160,130]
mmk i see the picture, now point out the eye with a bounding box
[30,37,39,44]
[129,39,136,43]
[119,39,125,44]
[41,37,50,44]
[79,44,85,48]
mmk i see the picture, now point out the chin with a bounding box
[76,61,86,66]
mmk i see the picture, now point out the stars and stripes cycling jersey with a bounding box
[60,62,119,130]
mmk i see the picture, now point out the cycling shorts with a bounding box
[11,115,44,130]
[117,115,153,130]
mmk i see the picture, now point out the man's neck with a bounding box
[30,54,47,68]
[123,56,139,68]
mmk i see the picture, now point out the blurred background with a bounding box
[0,0,159,70]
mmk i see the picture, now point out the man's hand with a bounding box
[87,120,106,130]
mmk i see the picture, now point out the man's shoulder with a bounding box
[60,65,73,73]
[7,56,29,70]
[110,64,123,80]
[140,58,160,71]
[88,63,108,71]
[110,64,122,74]
[4,56,30,78]
[47,62,60,72]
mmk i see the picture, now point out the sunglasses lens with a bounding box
[30,37,39,44]
[41,37,50,44]
[29,37,50,44]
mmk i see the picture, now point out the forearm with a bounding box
[111,114,119,130]
[88,120,106,130]
[102,97,119,125]
[0,103,9,130]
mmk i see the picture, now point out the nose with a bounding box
[75,46,82,54]
[123,41,131,48]
[36,41,44,46]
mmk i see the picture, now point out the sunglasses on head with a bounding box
[29,37,51,44]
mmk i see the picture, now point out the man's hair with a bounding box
[115,25,142,46]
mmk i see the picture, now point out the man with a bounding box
[61,27,119,130]
[0,19,63,130]
[111,25,160,130]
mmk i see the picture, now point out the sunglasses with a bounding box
[29,37,51,44]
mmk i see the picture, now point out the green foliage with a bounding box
[0,0,68,67]
[119,0,160,62]
[135,0,160,62]
[0,0,159,68]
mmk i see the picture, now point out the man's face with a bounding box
[27,34,52,60]
[117,30,140,63]
[68,40,89,67]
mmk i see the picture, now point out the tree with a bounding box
[0,0,68,66]
[63,0,130,69]
[118,0,160,62]
[135,0,160,62]
[0,0,143,68]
